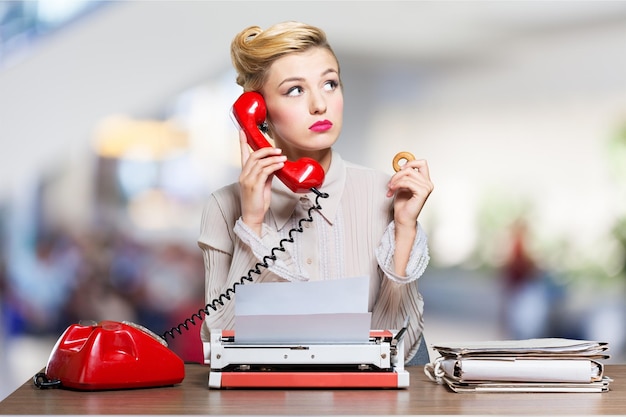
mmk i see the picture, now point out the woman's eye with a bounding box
[286,86,303,97]
[323,80,338,91]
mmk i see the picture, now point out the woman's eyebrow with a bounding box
[278,68,339,88]
[278,76,305,87]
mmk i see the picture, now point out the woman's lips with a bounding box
[309,120,333,132]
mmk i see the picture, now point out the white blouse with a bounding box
[198,150,430,362]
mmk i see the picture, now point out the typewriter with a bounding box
[204,328,409,389]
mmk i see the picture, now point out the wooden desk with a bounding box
[1,364,624,415]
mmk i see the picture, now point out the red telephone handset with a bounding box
[231,91,325,193]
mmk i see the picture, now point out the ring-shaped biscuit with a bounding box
[392,151,416,172]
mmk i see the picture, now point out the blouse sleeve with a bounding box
[375,221,430,283]
[198,189,285,343]
[233,219,309,282]
[372,220,430,363]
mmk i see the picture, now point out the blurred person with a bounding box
[502,220,537,295]
[500,219,550,339]
[140,245,203,341]
[63,263,138,329]
[55,230,126,327]
[6,231,80,335]
[150,244,205,362]
[198,21,434,364]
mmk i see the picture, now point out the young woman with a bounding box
[199,21,434,364]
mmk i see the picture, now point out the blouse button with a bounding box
[306,258,313,264]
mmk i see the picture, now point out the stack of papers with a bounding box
[424,338,611,393]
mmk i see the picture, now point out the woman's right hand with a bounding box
[238,130,287,236]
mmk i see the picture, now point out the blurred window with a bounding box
[0,0,105,67]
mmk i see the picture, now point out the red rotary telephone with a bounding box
[231,91,325,193]
[38,321,184,390]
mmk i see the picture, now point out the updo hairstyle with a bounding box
[230,21,339,92]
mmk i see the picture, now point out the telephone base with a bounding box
[43,321,185,390]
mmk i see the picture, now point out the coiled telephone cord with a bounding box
[161,187,329,341]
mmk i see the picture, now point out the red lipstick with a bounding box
[309,120,333,132]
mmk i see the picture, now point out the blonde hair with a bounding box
[230,21,339,91]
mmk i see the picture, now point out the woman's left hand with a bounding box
[386,158,434,228]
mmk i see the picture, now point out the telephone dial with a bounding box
[35,91,413,392]
[231,91,325,193]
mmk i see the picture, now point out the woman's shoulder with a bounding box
[211,182,240,199]
[200,183,241,250]
[207,182,241,214]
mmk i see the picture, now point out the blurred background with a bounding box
[1,0,626,400]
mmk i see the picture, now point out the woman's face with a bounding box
[261,47,343,158]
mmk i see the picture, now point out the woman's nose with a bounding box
[309,91,327,114]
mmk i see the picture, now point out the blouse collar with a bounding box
[269,149,346,231]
